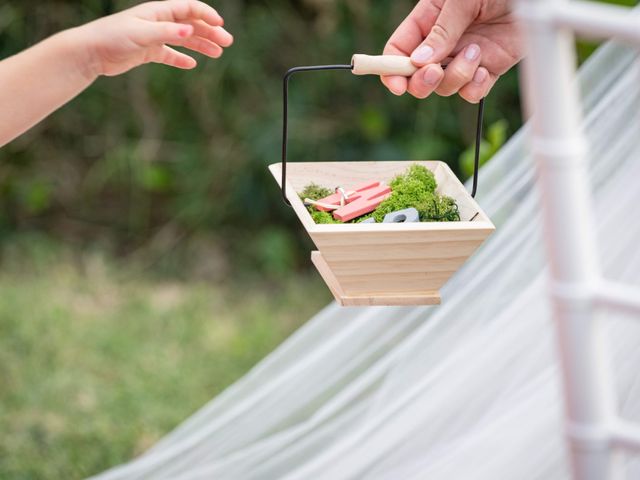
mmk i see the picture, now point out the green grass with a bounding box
[0,239,331,479]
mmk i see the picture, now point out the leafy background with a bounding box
[0,0,635,478]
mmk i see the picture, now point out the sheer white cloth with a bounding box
[93,43,640,480]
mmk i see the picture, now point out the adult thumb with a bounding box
[410,0,478,66]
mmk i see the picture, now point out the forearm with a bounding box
[0,28,96,147]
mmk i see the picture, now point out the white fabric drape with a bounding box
[93,42,640,480]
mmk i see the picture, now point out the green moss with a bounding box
[370,177,435,222]
[417,194,460,222]
[369,164,459,222]
[390,164,437,192]
[310,209,341,224]
[299,184,340,224]
[300,183,333,201]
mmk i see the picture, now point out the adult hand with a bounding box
[75,0,233,79]
[382,0,522,103]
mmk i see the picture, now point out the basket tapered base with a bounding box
[311,251,442,307]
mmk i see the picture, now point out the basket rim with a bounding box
[269,160,495,234]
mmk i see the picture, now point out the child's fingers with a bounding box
[152,45,198,69]
[207,26,233,48]
[157,0,224,27]
[458,67,497,104]
[183,20,233,48]
[135,20,194,46]
[179,36,223,59]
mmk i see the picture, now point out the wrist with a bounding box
[50,26,100,84]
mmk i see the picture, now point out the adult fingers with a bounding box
[459,67,497,103]
[380,75,408,96]
[386,0,439,57]
[150,45,197,69]
[411,0,479,67]
[407,64,445,99]
[435,43,481,97]
[183,20,233,47]
[381,38,411,95]
[381,1,436,96]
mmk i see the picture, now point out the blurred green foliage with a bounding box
[0,0,522,276]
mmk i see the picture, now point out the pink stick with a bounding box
[333,185,392,222]
[315,182,382,212]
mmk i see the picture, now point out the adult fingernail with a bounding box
[465,44,480,61]
[473,68,488,84]
[423,67,441,85]
[411,45,434,64]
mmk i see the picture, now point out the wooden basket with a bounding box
[269,160,495,307]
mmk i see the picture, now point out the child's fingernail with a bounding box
[411,45,434,64]
[465,44,480,61]
[473,68,488,84]
[423,67,441,85]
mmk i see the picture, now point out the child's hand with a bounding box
[74,0,233,79]
[0,0,232,146]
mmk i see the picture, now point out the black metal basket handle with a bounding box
[281,55,485,205]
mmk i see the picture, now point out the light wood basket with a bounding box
[269,160,495,307]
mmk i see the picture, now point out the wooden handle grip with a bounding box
[351,54,418,77]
